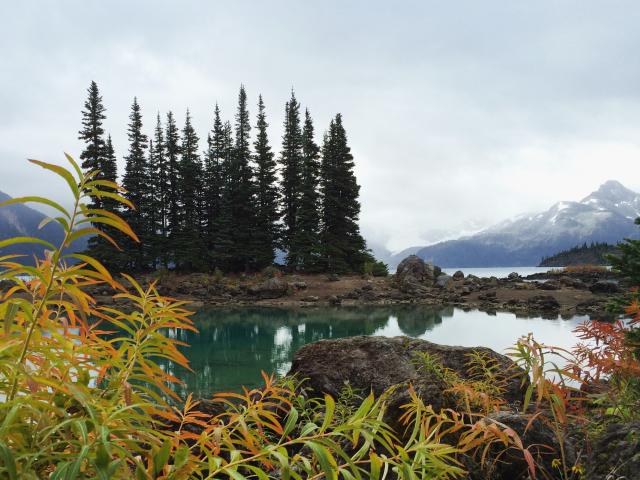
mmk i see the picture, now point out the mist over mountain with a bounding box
[389,180,640,268]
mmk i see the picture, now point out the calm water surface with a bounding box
[163,306,588,397]
[441,267,551,278]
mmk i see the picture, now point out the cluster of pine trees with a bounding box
[78,81,379,274]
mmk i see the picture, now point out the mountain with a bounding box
[0,191,86,262]
[539,242,619,267]
[400,181,640,268]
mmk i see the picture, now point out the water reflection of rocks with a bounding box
[162,306,455,397]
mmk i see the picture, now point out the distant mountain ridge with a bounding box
[539,242,619,267]
[0,191,86,262]
[392,180,640,268]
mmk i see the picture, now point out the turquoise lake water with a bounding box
[161,306,588,397]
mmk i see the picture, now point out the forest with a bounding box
[79,81,384,275]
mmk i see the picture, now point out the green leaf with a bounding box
[66,445,89,480]
[307,441,337,480]
[153,440,171,476]
[0,441,17,480]
[64,152,83,179]
[0,196,70,218]
[0,236,56,251]
[321,394,336,432]
[283,407,299,437]
[28,159,80,199]
[3,302,18,336]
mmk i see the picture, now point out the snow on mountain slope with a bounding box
[410,181,640,267]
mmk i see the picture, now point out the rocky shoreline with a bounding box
[91,255,624,319]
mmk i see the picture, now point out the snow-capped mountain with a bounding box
[406,181,640,268]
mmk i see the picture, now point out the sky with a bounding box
[1,1,640,253]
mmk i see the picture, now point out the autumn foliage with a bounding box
[0,156,637,479]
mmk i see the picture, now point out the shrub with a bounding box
[0,156,469,479]
[261,265,281,279]
[363,260,389,277]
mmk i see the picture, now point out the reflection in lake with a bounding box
[162,306,587,397]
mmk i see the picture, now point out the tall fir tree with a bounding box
[204,105,233,270]
[252,95,280,268]
[165,111,181,265]
[78,81,119,266]
[320,114,369,273]
[228,85,258,271]
[175,110,204,270]
[121,97,149,271]
[78,81,108,187]
[291,109,322,271]
[149,114,170,268]
[279,90,303,267]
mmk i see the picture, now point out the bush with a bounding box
[261,265,281,278]
[0,156,470,479]
[363,260,389,277]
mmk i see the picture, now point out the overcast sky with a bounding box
[2,1,640,252]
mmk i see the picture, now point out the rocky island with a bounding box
[89,255,624,319]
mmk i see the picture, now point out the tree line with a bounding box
[78,81,383,274]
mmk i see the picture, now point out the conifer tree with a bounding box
[228,85,258,271]
[203,104,232,270]
[78,81,119,266]
[253,95,280,268]
[291,109,322,271]
[279,90,303,266]
[102,135,119,212]
[320,114,369,273]
[175,110,204,270]
[212,120,236,270]
[121,97,149,271]
[78,81,108,190]
[149,114,170,268]
[165,111,181,264]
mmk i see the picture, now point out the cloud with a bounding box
[1,0,640,253]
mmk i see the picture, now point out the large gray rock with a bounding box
[589,280,620,294]
[395,255,438,292]
[436,274,454,290]
[288,336,527,432]
[248,277,289,299]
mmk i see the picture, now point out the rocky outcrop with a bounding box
[288,336,527,430]
[248,277,289,299]
[394,255,438,293]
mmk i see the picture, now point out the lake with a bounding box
[163,306,589,397]
[441,266,551,278]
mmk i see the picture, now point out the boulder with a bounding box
[478,291,497,301]
[537,280,560,290]
[290,281,308,290]
[395,255,437,293]
[248,277,289,299]
[558,276,587,289]
[507,272,521,280]
[288,336,527,432]
[589,280,620,294]
[586,421,640,480]
[485,411,576,480]
[435,274,454,290]
[452,270,465,281]
[526,295,560,311]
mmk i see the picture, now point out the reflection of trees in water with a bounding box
[165,306,457,396]
[395,306,453,337]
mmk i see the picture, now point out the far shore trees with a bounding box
[78,81,377,274]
